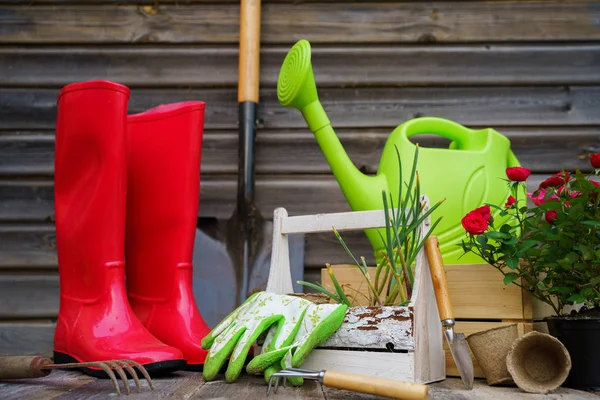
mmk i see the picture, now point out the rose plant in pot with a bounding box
[459,153,600,390]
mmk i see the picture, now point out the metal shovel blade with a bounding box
[445,329,474,390]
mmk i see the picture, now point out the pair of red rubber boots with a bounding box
[53,80,211,376]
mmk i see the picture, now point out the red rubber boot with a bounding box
[53,80,186,377]
[125,101,212,369]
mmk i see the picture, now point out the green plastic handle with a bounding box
[401,117,492,153]
[403,117,475,149]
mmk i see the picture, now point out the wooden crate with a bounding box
[321,263,533,378]
[265,200,446,384]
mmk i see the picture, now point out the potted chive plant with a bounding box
[291,146,448,384]
[298,145,445,309]
[459,154,600,390]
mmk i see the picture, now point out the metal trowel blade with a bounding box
[445,331,474,390]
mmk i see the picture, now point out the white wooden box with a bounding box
[265,197,445,384]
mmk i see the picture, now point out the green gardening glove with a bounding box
[246,301,348,385]
[200,291,313,382]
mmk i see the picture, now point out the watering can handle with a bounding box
[404,117,520,167]
[403,117,476,149]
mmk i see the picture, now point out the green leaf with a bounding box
[506,257,519,270]
[500,224,512,234]
[567,293,586,304]
[332,228,363,271]
[486,231,510,240]
[518,240,538,253]
[476,235,488,245]
[504,273,520,285]
[326,265,352,307]
[296,281,342,304]
[565,252,580,264]
[581,220,600,227]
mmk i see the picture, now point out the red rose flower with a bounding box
[506,167,531,182]
[505,195,516,207]
[462,207,491,235]
[590,153,600,169]
[473,204,492,222]
[540,171,570,189]
[528,189,559,206]
[545,210,557,223]
[591,180,599,187]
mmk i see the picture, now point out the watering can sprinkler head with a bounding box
[277,39,319,111]
[276,39,388,215]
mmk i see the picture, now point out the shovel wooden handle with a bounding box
[0,356,52,379]
[424,235,454,322]
[238,0,261,103]
[322,370,428,400]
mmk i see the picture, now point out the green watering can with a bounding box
[277,39,522,265]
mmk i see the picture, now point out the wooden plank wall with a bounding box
[0,0,599,356]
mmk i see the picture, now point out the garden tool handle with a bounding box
[404,117,475,150]
[238,0,261,103]
[322,370,428,400]
[424,235,454,322]
[0,356,52,379]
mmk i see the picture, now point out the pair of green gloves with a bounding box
[200,291,348,384]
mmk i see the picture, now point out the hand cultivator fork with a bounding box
[0,356,155,396]
[267,367,429,400]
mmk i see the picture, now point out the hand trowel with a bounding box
[425,235,474,390]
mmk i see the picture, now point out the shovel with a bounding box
[424,235,474,390]
[193,0,305,326]
[221,0,265,306]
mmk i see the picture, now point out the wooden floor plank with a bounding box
[192,373,326,399]
[0,370,94,400]
[52,371,204,400]
[1,370,598,400]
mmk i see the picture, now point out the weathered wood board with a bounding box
[0,172,561,225]
[1,86,599,130]
[1,370,599,400]
[1,127,599,177]
[320,306,415,350]
[0,322,55,357]
[1,2,599,44]
[2,45,599,86]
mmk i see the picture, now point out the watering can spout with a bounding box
[277,40,389,211]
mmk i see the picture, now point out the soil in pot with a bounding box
[545,307,600,391]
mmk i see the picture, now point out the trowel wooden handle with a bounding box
[0,356,52,379]
[425,235,454,322]
[323,370,428,400]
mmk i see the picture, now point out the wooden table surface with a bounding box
[0,369,599,400]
